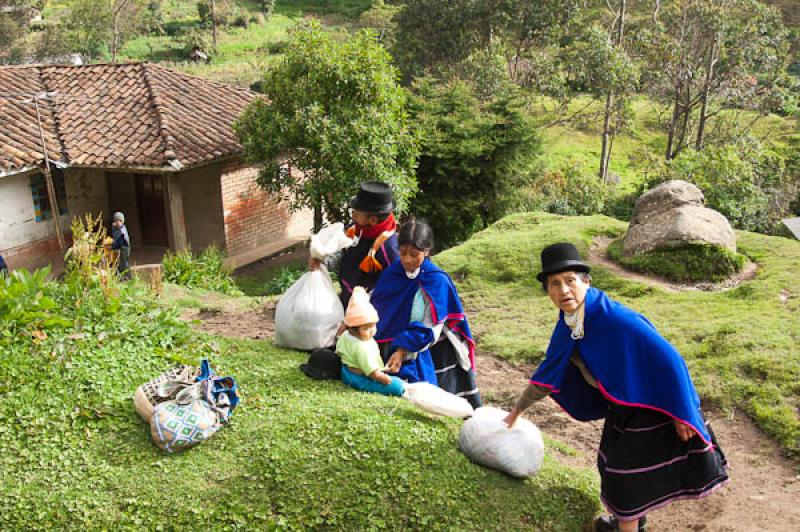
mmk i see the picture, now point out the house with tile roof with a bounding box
[0,62,311,272]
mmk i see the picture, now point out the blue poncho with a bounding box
[371,258,475,384]
[530,287,711,443]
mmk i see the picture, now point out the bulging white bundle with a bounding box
[458,406,544,478]
[309,223,354,260]
[274,265,343,351]
[403,382,474,418]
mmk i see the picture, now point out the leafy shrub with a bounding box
[523,161,616,217]
[260,0,275,15]
[264,266,305,295]
[0,268,70,339]
[635,137,796,234]
[408,77,542,248]
[162,246,242,295]
[607,239,746,283]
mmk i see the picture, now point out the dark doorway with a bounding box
[135,175,169,247]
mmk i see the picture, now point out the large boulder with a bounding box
[623,180,736,256]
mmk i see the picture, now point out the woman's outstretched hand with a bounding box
[387,349,406,373]
[674,420,696,442]
[503,408,521,429]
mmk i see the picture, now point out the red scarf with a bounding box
[346,213,397,241]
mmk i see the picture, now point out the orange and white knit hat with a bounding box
[344,286,379,327]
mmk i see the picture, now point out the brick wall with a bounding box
[220,162,312,257]
[3,232,73,271]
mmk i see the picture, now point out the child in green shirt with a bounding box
[337,287,405,397]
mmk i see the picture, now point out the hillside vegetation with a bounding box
[436,212,800,459]
[0,268,599,530]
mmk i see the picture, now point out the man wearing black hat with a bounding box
[309,181,400,307]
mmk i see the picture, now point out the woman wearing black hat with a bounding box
[504,243,728,532]
[309,181,400,308]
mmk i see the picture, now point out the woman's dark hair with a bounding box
[398,218,434,251]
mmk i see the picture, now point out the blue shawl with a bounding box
[371,258,475,384]
[530,287,711,443]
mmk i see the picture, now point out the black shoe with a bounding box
[594,515,647,531]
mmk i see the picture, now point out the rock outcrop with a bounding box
[623,180,736,255]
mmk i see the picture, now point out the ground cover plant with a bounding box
[606,239,747,283]
[1,216,601,529]
[435,212,800,459]
[162,246,242,295]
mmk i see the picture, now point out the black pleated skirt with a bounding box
[428,339,482,408]
[597,403,729,522]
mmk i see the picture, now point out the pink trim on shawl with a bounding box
[595,381,712,446]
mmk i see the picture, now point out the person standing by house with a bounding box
[308,181,400,308]
[0,254,8,277]
[504,243,728,531]
[110,212,131,279]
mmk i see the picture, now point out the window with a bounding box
[30,170,68,222]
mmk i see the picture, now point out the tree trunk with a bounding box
[111,18,119,62]
[211,0,218,51]
[666,84,681,160]
[696,37,719,150]
[600,91,614,180]
[599,0,626,180]
[313,205,323,233]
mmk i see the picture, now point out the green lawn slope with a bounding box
[436,212,800,459]
[0,278,599,530]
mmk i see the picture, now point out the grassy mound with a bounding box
[606,239,746,283]
[436,212,800,459]
[1,271,599,529]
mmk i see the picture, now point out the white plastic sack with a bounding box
[309,223,354,260]
[274,265,343,351]
[458,406,544,478]
[403,382,474,418]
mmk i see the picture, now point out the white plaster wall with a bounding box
[0,173,70,251]
[65,168,108,223]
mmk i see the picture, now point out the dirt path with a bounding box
[179,290,800,531]
[588,237,759,293]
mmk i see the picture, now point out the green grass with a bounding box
[1,270,600,529]
[234,258,306,296]
[606,239,747,283]
[115,0,370,85]
[435,212,800,459]
[535,96,798,194]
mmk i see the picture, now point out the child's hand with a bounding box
[674,420,696,442]
[371,370,392,385]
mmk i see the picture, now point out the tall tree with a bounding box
[60,0,151,61]
[408,77,542,247]
[637,0,789,160]
[600,0,628,181]
[235,21,420,230]
[392,0,580,84]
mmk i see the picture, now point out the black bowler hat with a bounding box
[536,243,591,284]
[300,348,342,380]
[349,181,395,214]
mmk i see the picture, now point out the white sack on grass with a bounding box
[458,406,544,478]
[274,265,343,351]
[309,223,354,260]
[403,382,474,418]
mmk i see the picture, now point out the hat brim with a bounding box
[349,196,395,215]
[536,260,591,283]
[299,363,339,381]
